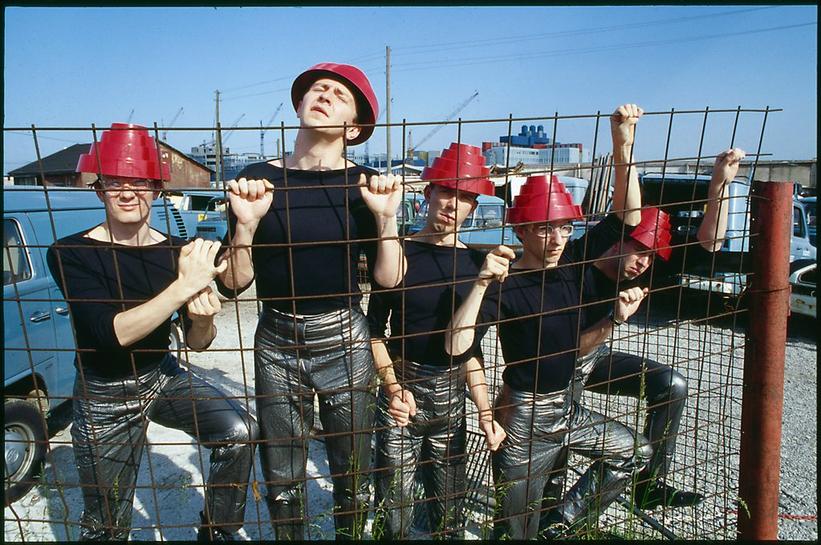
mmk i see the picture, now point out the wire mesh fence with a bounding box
[2,106,797,540]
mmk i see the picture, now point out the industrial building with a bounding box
[482,124,591,166]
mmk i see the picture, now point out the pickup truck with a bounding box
[3,187,186,505]
[639,173,816,303]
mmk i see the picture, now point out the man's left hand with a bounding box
[479,417,507,451]
[187,286,221,323]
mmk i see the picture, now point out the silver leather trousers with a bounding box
[372,360,467,540]
[491,381,651,540]
[254,306,375,540]
[71,356,258,541]
[541,343,689,521]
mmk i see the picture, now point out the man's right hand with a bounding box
[478,245,515,286]
[387,388,417,427]
[177,239,229,298]
[226,177,274,226]
[614,286,649,323]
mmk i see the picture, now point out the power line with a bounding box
[384,22,817,74]
[221,86,291,102]
[4,131,81,144]
[221,74,293,94]
[390,6,777,55]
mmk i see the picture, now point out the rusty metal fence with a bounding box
[2,107,792,540]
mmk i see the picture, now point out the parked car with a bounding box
[163,189,224,238]
[789,259,816,319]
[195,196,229,241]
[397,192,423,235]
[3,187,186,505]
[797,196,816,248]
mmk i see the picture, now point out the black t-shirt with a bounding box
[46,231,190,379]
[367,240,487,367]
[581,242,717,327]
[215,162,379,314]
[478,214,632,394]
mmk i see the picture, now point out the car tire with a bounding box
[169,319,184,362]
[4,399,47,506]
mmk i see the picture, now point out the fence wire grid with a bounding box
[2,107,785,541]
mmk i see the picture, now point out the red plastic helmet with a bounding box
[629,207,672,261]
[291,62,379,146]
[76,123,170,182]
[506,175,583,226]
[421,143,495,197]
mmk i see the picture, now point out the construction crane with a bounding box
[210,113,246,146]
[161,107,184,141]
[406,90,479,159]
[259,102,284,157]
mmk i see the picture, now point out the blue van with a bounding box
[3,187,186,505]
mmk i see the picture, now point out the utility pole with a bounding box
[385,45,391,173]
[214,90,221,184]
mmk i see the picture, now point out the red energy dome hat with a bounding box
[507,175,583,226]
[291,62,379,146]
[629,207,673,261]
[421,143,495,196]
[76,123,170,182]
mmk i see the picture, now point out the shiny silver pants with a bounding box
[542,344,689,517]
[254,306,375,540]
[581,346,688,480]
[71,356,258,541]
[491,383,651,540]
[373,360,467,539]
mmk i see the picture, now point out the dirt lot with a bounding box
[4,287,817,540]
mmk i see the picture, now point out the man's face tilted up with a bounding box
[296,77,361,143]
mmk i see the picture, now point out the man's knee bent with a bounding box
[647,367,688,404]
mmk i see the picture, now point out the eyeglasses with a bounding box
[536,223,574,238]
[98,179,153,190]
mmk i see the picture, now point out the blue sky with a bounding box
[3,5,817,174]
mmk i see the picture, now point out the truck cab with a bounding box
[792,197,816,261]
[638,173,816,301]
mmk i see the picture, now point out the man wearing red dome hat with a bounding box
[368,142,506,539]
[213,62,405,539]
[556,147,746,511]
[47,123,258,541]
[446,104,652,539]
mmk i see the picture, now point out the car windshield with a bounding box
[474,205,504,228]
[189,195,216,211]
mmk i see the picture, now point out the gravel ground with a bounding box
[4,286,816,541]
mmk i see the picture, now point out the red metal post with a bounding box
[738,180,793,539]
